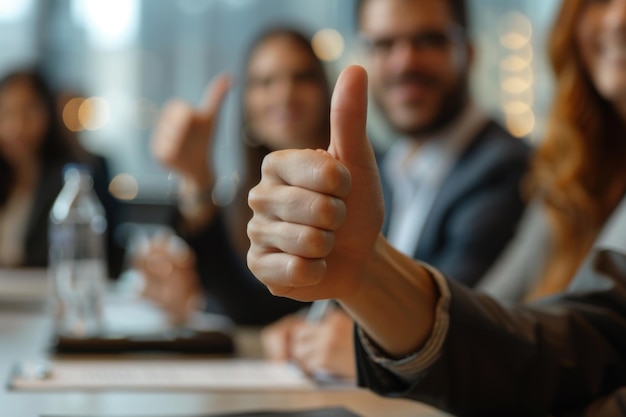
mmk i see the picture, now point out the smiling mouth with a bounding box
[269,109,302,124]
[387,82,435,102]
[600,40,626,62]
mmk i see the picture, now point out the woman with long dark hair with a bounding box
[142,27,331,325]
[0,69,122,275]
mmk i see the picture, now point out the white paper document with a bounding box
[11,359,318,392]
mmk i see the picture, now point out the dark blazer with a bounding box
[356,196,626,416]
[380,120,531,287]
[184,212,307,326]
[21,156,124,278]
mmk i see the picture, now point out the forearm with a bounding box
[358,249,626,414]
[339,235,439,358]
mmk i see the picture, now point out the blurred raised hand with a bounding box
[134,232,202,325]
[152,74,231,232]
[151,74,231,191]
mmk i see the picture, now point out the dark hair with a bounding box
[241,26,331,140]
[0,69,73,205]
[355,0,468,32]
[240,25,331,181]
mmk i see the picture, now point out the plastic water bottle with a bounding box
[48,164,107,338]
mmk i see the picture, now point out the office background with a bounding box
[0,0,559,202]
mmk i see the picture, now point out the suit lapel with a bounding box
[412,121,493,261]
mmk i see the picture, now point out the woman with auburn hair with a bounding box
[478,0,626,302]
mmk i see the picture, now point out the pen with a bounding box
[305,299,333,323]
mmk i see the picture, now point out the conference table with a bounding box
[0,269,450,417]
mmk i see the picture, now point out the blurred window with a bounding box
[0,0,560,202]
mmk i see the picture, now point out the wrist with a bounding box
[339,235,438,358]
[178,170,216,206]
[179,170,214,195]
[177,180,218,233]
[179,183,214,206]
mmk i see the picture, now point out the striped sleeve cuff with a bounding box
[357,262,451,382]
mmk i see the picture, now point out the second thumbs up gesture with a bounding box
[151,74,231,192]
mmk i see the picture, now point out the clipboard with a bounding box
[43,407,363,417]
[50,327,235,355]
[49,300,236,355]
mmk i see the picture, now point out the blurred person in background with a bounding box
[476,0,626,304]
[262,0,531,380]
[138,27,331,325]
[246,0,626,412]
[0,69,123,277]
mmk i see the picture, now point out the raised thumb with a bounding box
[199,73,231,118]
[328,66,375,172]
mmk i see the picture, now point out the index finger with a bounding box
[260,149,352,199]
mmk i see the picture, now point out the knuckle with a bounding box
[285,257,325,286]
[246,216,262,241]
[267,284,295,297]
[297,227,333,258]
[247,185,268,212]
[313,158,351,197]
[314,159,342,192]
[245,248,263,276]
[260,153,279,177]
[310,196,344,230]
[246,226,260,245]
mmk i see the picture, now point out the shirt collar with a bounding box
[384,102,489,188]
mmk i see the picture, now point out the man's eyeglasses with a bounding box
[359,26,465,57]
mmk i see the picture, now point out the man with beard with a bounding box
[261,0,531,380]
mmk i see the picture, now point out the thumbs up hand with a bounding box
[247,66,384,301]
[152,74,231,191]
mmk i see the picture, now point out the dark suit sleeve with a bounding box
[182,212,307,325]
[356,249,626,416]
[577,387,626,417]
[431,146,529,287]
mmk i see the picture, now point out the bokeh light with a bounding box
[78,97,111,131]
[498,11,535,139]
[312,28,345,62]
[108,173,139,201]
[62,97,86,132]
[499,11,532,49]
[500,55,531,72]
[501,77,533,94]
[506,111,536,138]
[503,101,532,116]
